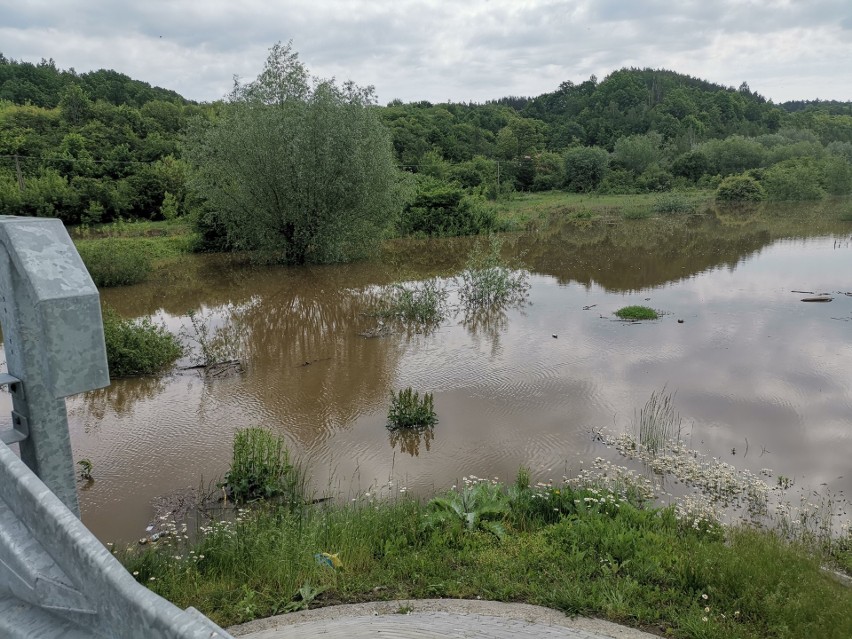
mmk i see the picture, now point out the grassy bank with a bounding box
[72,218,199,287]
[122,468,851,637]
[492,190,715,228]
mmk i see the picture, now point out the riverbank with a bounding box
[120,467,852,639]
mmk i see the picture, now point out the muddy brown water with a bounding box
[4,203,852,543]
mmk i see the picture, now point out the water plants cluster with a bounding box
[372,236,530,333]
[220,428,306,506]
[387,387,437,430]
[614,305,659,320]
[372,279,449,327]
[183,305,247,369]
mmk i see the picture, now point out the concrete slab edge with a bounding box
[228,599,659,638]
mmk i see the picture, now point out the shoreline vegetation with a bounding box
[120,417,852,638]
[70,190,850,291]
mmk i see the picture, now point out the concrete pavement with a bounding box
[229,599,660,639]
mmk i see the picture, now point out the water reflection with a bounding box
[77,376,168,423]
[388,427,435,457]
[70,204,852,543]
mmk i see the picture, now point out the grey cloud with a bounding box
[1,0,850,103]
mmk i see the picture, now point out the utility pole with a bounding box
[496,160,500,200]
[14,154,24,191]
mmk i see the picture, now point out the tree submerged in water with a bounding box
[185,41,411,264]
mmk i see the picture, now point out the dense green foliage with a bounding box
[101,306,183,377]
[715,174,766,202]
[183,43,409,264]
[4,51,852,235]
[0,54,200,225]
[398,176,498,236]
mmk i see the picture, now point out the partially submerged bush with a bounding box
[222,428,306,506]
[652,192,697,214]
[614,305,659,320]
[387,387,437,430]
[374,279,449,327]
[102,306,184,377]
[456,236,529,310]
[77,238,152,287]
[715,174,765,202]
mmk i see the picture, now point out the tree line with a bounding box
[1,49,851,260]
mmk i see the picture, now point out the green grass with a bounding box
[121,478,852,636]
[636,389,681,455]
[615,305,659,320]
[74,219,199,287]
[492,191,713,227]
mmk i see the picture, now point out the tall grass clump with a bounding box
[636,389,681,455]
[614,305,659,320]
[184,307,246,367]
[77,238,152,287]
[221,428,306,506]
[374,279,449,326]
[456,235,529,310]
[387,387,437,430]
[102,306,184,377]
[652,192,697,214]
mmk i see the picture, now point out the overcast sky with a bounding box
[1,1,850,105]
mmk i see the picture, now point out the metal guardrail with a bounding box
[0,217,235,638]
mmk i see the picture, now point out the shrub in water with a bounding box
[102,306,184,377]
[614,305,659,320]
[77,238,152,287]
[387,387,437,430]
[715,174,765,202]
[222,428,306,506]
[456,236,529,310]
[375,279,449,326]
[652,192,697,214]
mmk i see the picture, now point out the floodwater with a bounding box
[6,202,852,543]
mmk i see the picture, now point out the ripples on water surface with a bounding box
[7,205,851,542]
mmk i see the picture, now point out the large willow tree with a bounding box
[185,42,409,264]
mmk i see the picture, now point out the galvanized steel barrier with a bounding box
[0,217,235,638]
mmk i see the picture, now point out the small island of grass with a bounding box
[615,305,659,320]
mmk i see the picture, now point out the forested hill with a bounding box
[0,53,188,107]
[2,55,852,227]
[520,68,782,148]
[780,100,852,115]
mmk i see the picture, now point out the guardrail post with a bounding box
[0,216,236,637]
[0,216,110,515]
